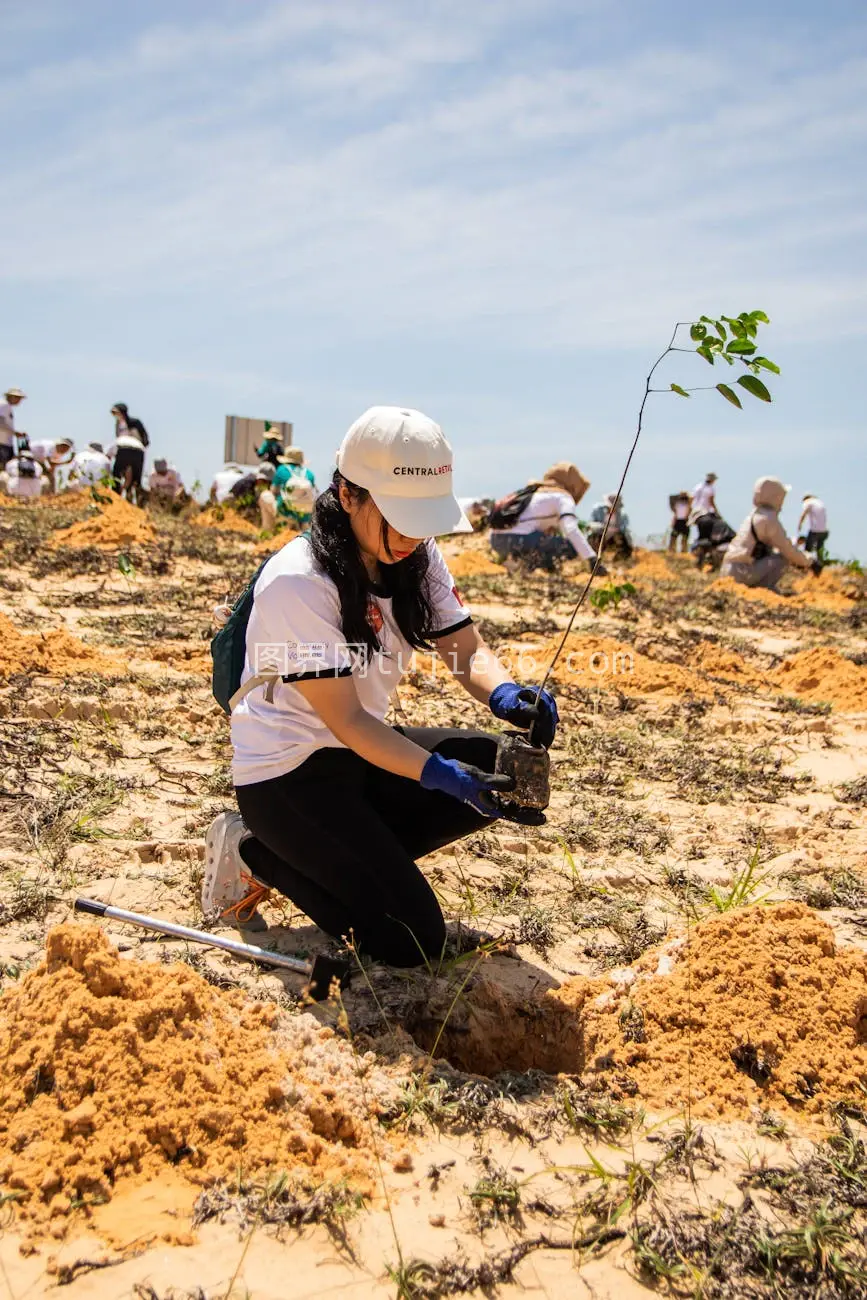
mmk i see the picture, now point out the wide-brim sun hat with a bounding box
[4,388,26,399]
[337,406,472,537]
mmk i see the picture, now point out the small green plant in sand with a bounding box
[589,580,636,613]
[707,844,771,913]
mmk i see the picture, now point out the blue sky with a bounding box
[2,0,865,554]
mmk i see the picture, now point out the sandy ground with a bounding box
[0,498,866,1299]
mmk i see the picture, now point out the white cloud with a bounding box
[1,0,865,354]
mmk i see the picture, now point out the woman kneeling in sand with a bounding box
[204,406,558,967]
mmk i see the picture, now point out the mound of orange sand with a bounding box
[770,646,867,711]
[709,576,789,607]
[565,902,867,1119]
[710,573,856,614]
[144,642,211,675]
[447,551,506,578]
[254,526,302,555]
[193,505,259,536]
[625,550,678,581]
[0,926,398,1233]
[0,612,124,679]
[523,633,713,696]
[49,495,156,548]
[691,640,769,689]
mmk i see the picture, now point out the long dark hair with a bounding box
[310,471,435,660]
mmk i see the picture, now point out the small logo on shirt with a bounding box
[367,599,384,633]
[451,585,465,607]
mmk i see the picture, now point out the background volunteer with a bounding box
[108,402,148,500]
[489,462,595,570]
[148,458,185,505]
[798,494,829,554]
[0,388,26,468]
[273,447,318,527]
[210,462,246,503]
[691,472,718,517]
[0,452,44,499]
[669,491,691,553]
[67,443,111,489]
[28,437,75,492]
[722,476,815,591]
[203,405,559,967]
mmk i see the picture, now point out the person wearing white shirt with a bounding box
[691,473,718,518]
[0,387,26,468]
[0,453,44,499]
[67,444,112,490]
[29,438,75,493]
[108,403,148,503]
[797,494,829,555]
[202,405,560,969]
[489,463,595,572]
[669,491,692,553]
[210,463,246,504]
[148,458,185,507]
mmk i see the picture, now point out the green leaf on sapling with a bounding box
[737,374,772,402]
[670,384,691,397]
[716,383,743,409]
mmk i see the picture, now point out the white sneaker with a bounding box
[202,812,268,919]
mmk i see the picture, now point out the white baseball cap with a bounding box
[337,406,472,537]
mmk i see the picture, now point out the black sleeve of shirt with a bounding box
[431,614,473,639]
[281,665,353,683]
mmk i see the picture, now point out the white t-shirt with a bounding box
[0,401,17,447]
[28,439,65,462]
[802,497,827,532]
[108,431,146,454]
[231,536,471,785]
[492,487,595,560]
[692,480,716,514]
[3,457,44,498]
[673,500,690,520]
[149,466,183,495]
[67,449,110,487]
[212,467,245,503]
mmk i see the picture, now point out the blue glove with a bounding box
[420,753,515,818]
[489,683,559,749]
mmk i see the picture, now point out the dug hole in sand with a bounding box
[4,905,865,1243]
[410,903,867,1122]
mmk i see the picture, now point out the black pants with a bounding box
[805,531,828,554]
[112,446,144,495]
[234,726,499,967]
[0,445,13,469]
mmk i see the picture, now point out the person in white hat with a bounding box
[0,388,26,469]
[721,476,816,591]
[202,405,559,965]
[273,446,318,527]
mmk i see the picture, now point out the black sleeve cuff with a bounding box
[431,615,473,639]
[282,665,353,683]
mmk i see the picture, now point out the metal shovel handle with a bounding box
[73,898,313,976]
